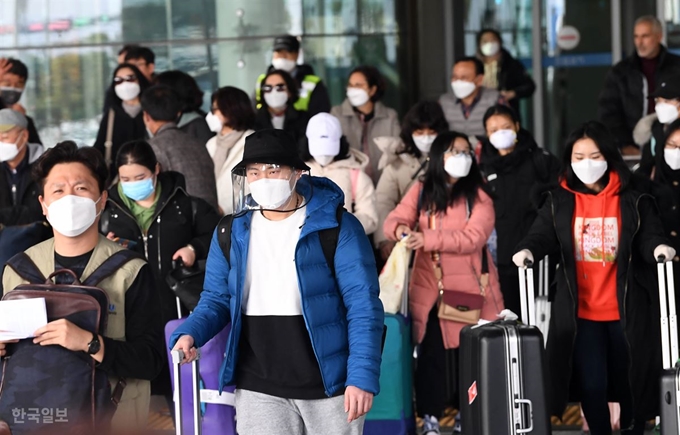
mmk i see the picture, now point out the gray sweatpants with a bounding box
[234,389,366,435]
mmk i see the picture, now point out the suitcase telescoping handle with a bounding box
[515,398,534,434]
[657,255,679,370]
[171,348,203,435]
[518,258,536,326]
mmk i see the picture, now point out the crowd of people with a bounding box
[0,13,678,435]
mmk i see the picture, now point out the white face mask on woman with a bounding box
[571,159,608,185]
[412,135,436,154]
[444,153,472,179]
[665,148,680,170]
[264,90,289,110]
[45,195,101,237]
[480,41,500,57]
[489,129,517,150]
[205,112,223,133]
[346,88,370,107]
[114,82,140,101]
[656,102,679,124]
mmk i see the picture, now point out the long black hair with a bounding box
[110,63,151,105]
[420,131,487,213]
[399,101,449,158]
[561,121,630,193]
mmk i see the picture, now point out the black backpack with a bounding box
[217,205,344,274]
[0,250,139,435]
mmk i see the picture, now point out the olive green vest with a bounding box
[255,73,321,111]
[2,235,150,430]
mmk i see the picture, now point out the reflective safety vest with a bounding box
[255,73,321,112]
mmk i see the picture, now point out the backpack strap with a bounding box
[318,205,344,277]
[217,214,235,267]
[83,250,142,287]
[6,252,47,284]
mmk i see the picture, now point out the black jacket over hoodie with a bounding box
[478,129,560,267]
[100,171,220,325]
[598,45,680,148]
[254,104,309,145]
[93,100,147,176]
[515,176,668,423]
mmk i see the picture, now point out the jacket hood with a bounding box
[373,136,420,170]
[177,111,203,129]
[307,149,370,172]
[296,175,344,216]
[633,113,658,146]
[27,143,44,165]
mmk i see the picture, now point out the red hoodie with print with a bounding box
[560,171,622,321]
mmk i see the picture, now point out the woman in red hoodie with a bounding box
[384,131,504,435]
[513,121,673,435]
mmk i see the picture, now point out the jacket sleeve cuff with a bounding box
[97,336,117,372]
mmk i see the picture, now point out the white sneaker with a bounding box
[422,414,440,435]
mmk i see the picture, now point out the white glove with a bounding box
[654,245,676,262]
[512,249,534,268]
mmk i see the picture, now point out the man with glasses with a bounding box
[255,35,331,117]
[170,129,383,435]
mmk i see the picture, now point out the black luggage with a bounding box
[658,255,680,434]
[459,259,551,435]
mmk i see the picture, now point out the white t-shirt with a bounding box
[243,206,306,315]
[271,114,285,130]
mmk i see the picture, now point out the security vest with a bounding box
[255,73,321,112]
[2,235,150,430]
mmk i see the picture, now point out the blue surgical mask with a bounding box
[121,177,155,201]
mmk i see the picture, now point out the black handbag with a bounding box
[165,259,205,311]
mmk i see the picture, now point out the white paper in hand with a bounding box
[0,298,48,340]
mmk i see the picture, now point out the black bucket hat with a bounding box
[233,129,310,171]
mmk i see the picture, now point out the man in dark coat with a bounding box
[598,15,680,155]
[141,85,218,210]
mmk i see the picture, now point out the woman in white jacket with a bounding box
[374,101,449,260]
[302,113,378,234]
[204,86,255,215]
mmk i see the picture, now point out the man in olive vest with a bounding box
[0,141,163,431]
[255,35,331,117]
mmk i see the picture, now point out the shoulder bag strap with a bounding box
[105,108,115,166]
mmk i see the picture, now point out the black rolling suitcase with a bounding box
[658,256,680,434]
[459,259,551,435]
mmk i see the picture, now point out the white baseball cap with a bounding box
[305,113,342,157]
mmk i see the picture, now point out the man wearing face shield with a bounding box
[0,141,164,430]
[0,109,45,227]
[170,129,384,435]
[0,58,42,145]
[254,35,331,118]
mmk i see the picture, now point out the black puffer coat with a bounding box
[515,179,668,423]
[100,171,220,324]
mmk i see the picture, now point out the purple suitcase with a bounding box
[165,319,236,435]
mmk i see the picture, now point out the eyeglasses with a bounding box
[262,84,287,93]
[113,75,137,85]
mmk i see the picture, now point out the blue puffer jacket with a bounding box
[169,175,384,396]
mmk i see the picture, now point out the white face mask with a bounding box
[45,195,101,238]
[0,138,24,162]
[249,178,294,209]
[412,134,436,154]
[444,153,473,179]
[571,159,608,185]
[264,89,289,110]
[114,81,141,101]
[272,58,297,73]
[489,129,517,150]
[656,102,679,124]
[205,112,223,133]
[451,80,477,99]
[346,88,370,107]
[480,41,500,57]
[313,155,335,167]
[665,148,680,170]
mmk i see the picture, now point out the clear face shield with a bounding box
[232,163,309,216]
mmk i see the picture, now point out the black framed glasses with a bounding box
[262,84,287,93]
[113,75,137,85]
